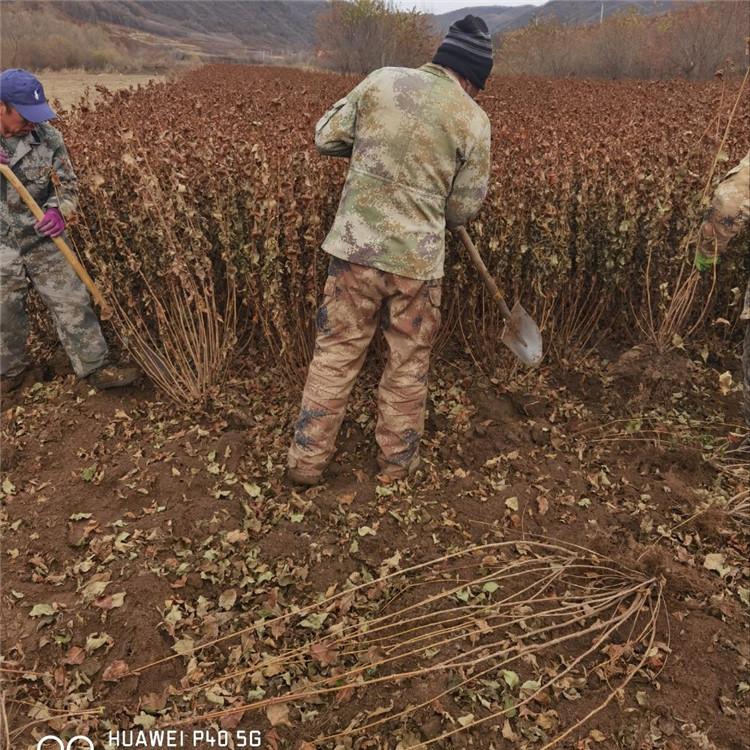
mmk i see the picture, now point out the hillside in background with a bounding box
[53,0,327,52]
[1,0,327,69]
[431,4,534,33]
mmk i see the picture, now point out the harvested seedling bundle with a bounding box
[128,541,666,748]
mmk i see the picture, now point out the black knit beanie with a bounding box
[432,15,493,90]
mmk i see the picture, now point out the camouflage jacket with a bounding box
[315,63,491,280]
[0,123,77,247]
[700,151,750,320]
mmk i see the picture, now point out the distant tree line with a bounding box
[317,1,749,80]
[494,1,749,79]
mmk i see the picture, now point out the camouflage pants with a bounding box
[0,237,108,378]
[288,257,442,476]
[744,321,749,427]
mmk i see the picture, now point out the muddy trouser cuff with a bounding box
[376,374,429,468]
[288,258,441,475]
[288,357,368,474]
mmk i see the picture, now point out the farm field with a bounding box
[1,65,748,749]
[30,71,166,110]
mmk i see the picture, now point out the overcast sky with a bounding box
[394,0,546,13]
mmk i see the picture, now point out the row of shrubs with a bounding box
[53,66,749,402]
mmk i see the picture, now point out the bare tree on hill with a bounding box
[317,0,437,74]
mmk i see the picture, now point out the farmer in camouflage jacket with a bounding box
[695,151,750,437]
[0,69,137,394]
[288,16,493,484]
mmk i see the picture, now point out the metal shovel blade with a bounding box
[501,301,543,367]
[454,227,543,367]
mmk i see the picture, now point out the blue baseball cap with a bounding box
[0,69,57,122]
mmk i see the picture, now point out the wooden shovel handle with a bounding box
[0,163,111,316]
[454,226,513,321]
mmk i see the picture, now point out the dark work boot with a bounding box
[286,467,324,487]
[86,364,140,390]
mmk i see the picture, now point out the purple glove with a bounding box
[0,148,8,166]
[35,207,65,238]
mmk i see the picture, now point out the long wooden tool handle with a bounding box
[0,163,110,314]
[455,226,513,322]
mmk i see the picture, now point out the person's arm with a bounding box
[445,117,491,229]
[44,137,78,218]
[696,153,749,270]
[314,76,372,158]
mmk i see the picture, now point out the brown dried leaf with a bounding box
[337,491,355,506]
[94,592,126,610]
[309,641,339,667]
[63,646,86,665]
[141,690,168,712]
[102,659,130,682]
[220,708,246,730]
[335,685,355,705]
[266,702,291,727]
[226,529,248,544]
[269,619,287,639]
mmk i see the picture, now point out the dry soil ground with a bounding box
[1,338,748,749]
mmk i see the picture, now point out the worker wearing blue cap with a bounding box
[0,69,138,393]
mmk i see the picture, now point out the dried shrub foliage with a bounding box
[74,135,240,403]
[59,66,750,397]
